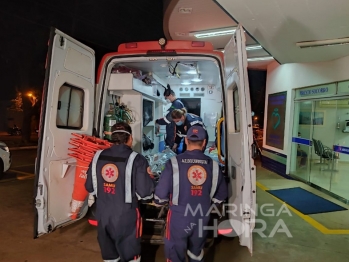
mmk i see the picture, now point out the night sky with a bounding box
[0,0,165,101]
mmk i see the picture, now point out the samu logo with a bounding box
[271,108,281,129]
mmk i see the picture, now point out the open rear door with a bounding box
[223,25,256,253]
[34,28,95,238]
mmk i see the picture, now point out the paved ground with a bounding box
[0,131,38,149]
[1,136,349,261]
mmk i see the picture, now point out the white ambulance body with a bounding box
[33,25,256,253]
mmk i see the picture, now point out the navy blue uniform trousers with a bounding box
[97,208,142,261]
[164,210,210,262]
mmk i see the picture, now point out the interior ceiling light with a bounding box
[246,45,262,50]
[189,27,237,38]
[187,70,197,75]
[181,81,191,85]
[296,37,349,48]
[247,56,274,62]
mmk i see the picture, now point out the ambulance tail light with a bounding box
[218,228,233,235]
[191,41,205,47]
[217,219,235,237]
[88,219,98,226]
[125,42,138,48]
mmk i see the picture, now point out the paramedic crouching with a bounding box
[85,122,154,262]
[154,126,228,262]
[171,108,208,153]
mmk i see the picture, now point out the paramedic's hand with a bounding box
[172,143,178,152]
[88,194,95,207]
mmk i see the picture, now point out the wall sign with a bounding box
[266,91,287,150]
[333,145,349,155]
[295,83,336,99]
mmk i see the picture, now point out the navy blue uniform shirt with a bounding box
[156,99,184,147]
[85,144,154,220]
[154,149,227,216]
[174,113,208,146]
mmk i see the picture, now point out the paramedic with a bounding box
[171,108,208,153]
[154,126,228,262]
[85,122,154,262]
[155,88,184,149]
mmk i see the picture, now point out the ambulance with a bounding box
[33,25,257,254]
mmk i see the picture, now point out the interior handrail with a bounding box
[216,117,225,165]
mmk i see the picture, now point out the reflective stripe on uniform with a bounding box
[171,158,219,205]
[210,161,219,199]
[187,249,204,261]
[136,192,153,200]
[164,117,171,124]
[103,258,120,262]
[125,151,138,203]
[154,194,169,203]
[91,150,103,197]
[170,156,180,205]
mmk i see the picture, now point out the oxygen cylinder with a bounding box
[104,103,117,141]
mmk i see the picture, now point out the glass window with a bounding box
[56,84,84,129]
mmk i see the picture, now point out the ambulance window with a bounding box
[233,88,240,132]
[56,84,84,129]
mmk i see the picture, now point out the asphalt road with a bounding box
[0,147,249,261]
[0,148,37,182]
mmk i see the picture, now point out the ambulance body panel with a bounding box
[34,26,256,254]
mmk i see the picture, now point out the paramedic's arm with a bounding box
[85,162,94,193]
[156,117,171,126]
[173,126,182,147]
[154,161,173,205]
[156,100,183,126]
[212,166,228,204]
[135,155,155,200]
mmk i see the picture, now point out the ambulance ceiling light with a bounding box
[181,81,191,85]
[189,27,237,38]
[187,70,197,75]
[296,37,349,48]
[218,44,262,52]
[247,56,274,62]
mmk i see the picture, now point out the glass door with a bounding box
[330,98,349,200]
[292,97,349,202]
[309,100,337,192]
[290,101,313,181]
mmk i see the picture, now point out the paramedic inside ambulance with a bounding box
[154,125,228,262]
[171,108,208,153]
[155,84,184,149]
[84,122,154,262]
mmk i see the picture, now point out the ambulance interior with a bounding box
[98,57,224,163]
[96,57,225,242]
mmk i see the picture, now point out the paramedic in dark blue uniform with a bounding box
[155,88,184,149]
[85,122,154,262]
[171,108,209,153]
[154,126,228,262]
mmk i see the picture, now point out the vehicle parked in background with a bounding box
[0,141,11,178]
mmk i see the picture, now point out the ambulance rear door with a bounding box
[34,28,95,238]
[223,25,257,254]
